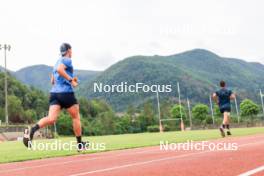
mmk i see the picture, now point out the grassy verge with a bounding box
[0,127,263,163]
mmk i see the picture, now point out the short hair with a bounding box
[220,80,226,87]
[60,43,72,56]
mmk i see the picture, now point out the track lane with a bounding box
[0,134,263,176]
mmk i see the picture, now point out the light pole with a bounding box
[234,96,240,124]
[177,82,184,131]
[187,97,192,129]
[0,44,11,125]
[209,94,215,125]
[259,89,264,115]
[156,91,162,132]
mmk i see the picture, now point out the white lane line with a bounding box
[0,148,160,173]
[69,141,264,176]
[1,135,264,174]
[70,150,213,176]
[238,166,264,176]
[1,134,263,168]
[0,157,100,173]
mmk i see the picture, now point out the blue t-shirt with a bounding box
[50,57,74,93]
[216,88,232,109]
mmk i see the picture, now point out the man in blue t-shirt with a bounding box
[23,43,88,151]
[212,80,236,137]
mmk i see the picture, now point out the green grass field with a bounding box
[0,127,263,163]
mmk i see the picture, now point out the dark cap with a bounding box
[60,43,72,56]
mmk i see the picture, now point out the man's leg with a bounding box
[37,105,61,128]
[31,105,60,139]
[223,112,229,125]
[224,112,231,135]
[219,112,226,137]
[67,104,86,150]
[23,105,61,147]
[67,104,82,136]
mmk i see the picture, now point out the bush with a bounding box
[56,112,73,135]
[240,99,259,117]
[162,124,170,131]
[192,104,209,122]
[147,125,160,132]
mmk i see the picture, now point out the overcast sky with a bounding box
[0,0,263,71]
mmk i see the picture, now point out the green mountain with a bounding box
[79,49,264,111]
[13,65,101,92]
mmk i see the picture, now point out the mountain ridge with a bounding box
[2,49,264,111]
[79,49,264,110]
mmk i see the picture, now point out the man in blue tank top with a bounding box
[213,81,236,137]
[23,43,88,151]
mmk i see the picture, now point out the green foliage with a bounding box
[240,99,260,123]
[138,101,156,131]
[192,104,209,122]
[56,112,73,135]
[170,104,187,120]
[22,109,37,123]
[114,115,131,134]
[213,103,222,117]
[240,99,259,117]
[76,49,264,111]
[0,72,48,124]
[162,124,170,131]
[8,95,24,123]
[147,125,160,132]
[0,108,4,122]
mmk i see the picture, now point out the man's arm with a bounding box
[230,93,236,100]
[212,93,218,103]
[57,64,78,87]
[50,74,55,85]
[57,64,72,81]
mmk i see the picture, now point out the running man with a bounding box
[212,80,236,137]
[23,43,88,150]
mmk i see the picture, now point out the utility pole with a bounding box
[0,44,11,125]
[234,96,240,123]
[259,89,264,115]
[187,98,192,129]
[177,82,184,131]
[156,91,162,132]
[209,94,215,125]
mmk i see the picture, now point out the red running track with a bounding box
[0,134,264,176]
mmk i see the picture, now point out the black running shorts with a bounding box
[49,93,78,109]
[220,107,231,114]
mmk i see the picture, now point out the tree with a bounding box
[8,95,24,123]
[170,104,187,120]
[23,109,37,123]
[79,97,91,119]
[213,103,221,117]
[56,112,73,135]
[192,104,209,124]
[141,101,155,127]
[240,99,259,123]
[0,108,4,122]
[114,115,131,134]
